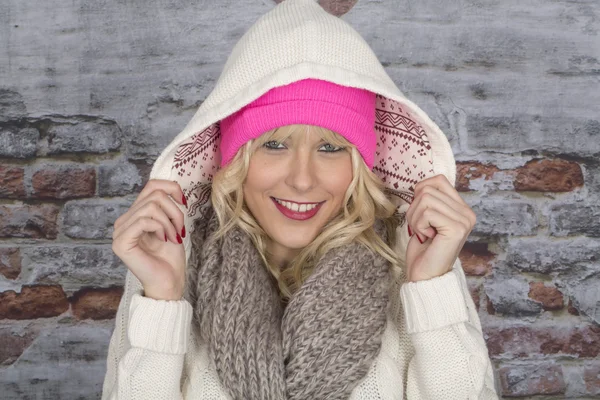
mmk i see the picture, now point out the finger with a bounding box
[116,180,185,230]
[408,190,472,240]
[112,217,171,284]
[140,190,185,235]
[113,195,184,244]
[413,174,465,207]
[116,188,185,238]
[113,216,167,255]
[407,185,469,225]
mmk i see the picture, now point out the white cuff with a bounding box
[400,270,469,334]
[128,293,193,354]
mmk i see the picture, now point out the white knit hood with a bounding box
[148,0,456,265]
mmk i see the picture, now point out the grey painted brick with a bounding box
[0,325,111,399]
[0,127,39,158]
[0,89,28,121]
[383,67,600,158]
[469,198,538,237]
[43,116,122,155]
[505,237,600,275]
[584,164,600,198]
[20,245,126,292]
[550,203,600,238]
[467,115,600,156]
[98,162,143,196]
[127,95,199,161]
[484,275,543,316]
[497,362,565,397]
[562,364,589,398]
[62,199,132,239]
[349,0,600,73]
[0,0,265,159]
[566,276,600,325]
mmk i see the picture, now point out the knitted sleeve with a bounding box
[398,258,499,399]
[101,269,193,400]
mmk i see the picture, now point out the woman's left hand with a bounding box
[405,174,477,282]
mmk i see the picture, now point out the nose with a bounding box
[285,147,316,193]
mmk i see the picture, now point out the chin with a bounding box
[267,224,321,250]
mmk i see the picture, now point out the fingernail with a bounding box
[182,194,188,208]
[416,234,424,244]
[407,224,412,236]
[164,233,167,242]
[181,226,186,238]
[176,233,182,244]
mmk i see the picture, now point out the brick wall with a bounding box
[1,0,599,398]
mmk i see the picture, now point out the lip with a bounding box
[271,197,324,221]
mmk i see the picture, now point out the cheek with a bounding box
[245,157,272,192]
[322,160,353,200]
[244,155,284,208]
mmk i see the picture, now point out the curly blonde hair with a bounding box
[207,124,402,301]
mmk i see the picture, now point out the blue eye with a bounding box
[319,143,344,152]
[264,140,285,149]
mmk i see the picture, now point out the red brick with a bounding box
[0,204,59,239]
[485,325,600,359]
[468,282,481,311]
[0,248,21,279]
[0,285,69,319]
[528,282,564,310]
[456,161,501,192]
[486,295,496,315]
[514,159,583,192]
[274,0,357,16]
[584,364,600,396]
[459,243,494,276]
[0,329,37,366]
[498,363,565,397]
[568,298,580,316]
[31,165,95,199]
[70,286,124,320]
[0,166,26,198]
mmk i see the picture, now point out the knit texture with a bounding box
[219,78,377,168]
[184,207,391,400]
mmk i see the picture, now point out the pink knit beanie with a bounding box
[219,78,377,168]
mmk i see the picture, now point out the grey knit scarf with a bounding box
[184,207,391,400]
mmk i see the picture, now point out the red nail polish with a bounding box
[182,194,188,208]
[164,233,167,242]
[407,224,412,236]
[416,234,424,244]
[176,233,182,244]
[181,226,186,238]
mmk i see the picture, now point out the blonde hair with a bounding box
[208,124,402,301]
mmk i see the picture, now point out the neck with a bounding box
[266,239,301,270]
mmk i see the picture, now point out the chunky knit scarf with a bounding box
[185,207,391,400]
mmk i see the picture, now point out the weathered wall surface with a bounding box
[1,0,599,398]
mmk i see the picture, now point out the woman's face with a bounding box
[243,125,353,265]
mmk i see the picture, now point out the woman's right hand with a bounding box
[112,179,188,301]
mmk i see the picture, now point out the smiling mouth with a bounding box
[271,197,324,213]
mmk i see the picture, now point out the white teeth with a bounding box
[275,198,319,213]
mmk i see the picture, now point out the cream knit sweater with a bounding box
[101,0,499,398]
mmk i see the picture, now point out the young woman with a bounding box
[103,0,499,399]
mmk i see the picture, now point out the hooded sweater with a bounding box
[101,0,499,398]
